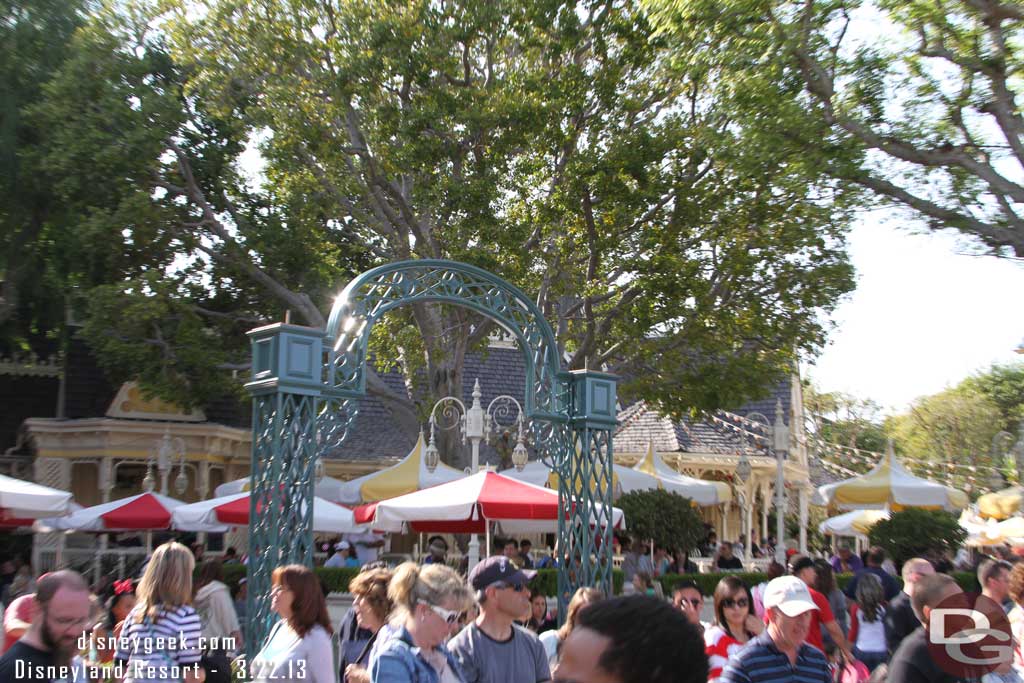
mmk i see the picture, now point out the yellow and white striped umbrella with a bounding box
[335,432,467,504]
[501,442,731,505]
[978,486,1024,520]
[815,442,968,512]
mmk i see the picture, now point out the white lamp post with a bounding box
[145,428,187,496]
[424,379,529,569]
[734,454,752,562]
[746,400,790,564]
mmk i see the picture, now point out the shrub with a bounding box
[615,489,705,552]
[867,508,967,568]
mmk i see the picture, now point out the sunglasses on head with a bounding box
[722,597,749,609]
[427,603,464,624]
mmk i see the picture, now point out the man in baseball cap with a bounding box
[719,576,830,683]
[448,556,550,683]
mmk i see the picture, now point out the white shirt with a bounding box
[344,531,383,565]
[251,621,334,683]
[853,605,887,653]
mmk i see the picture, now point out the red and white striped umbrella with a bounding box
[172,492,363,534]
[50,492,224,532]
[354,470,625,534]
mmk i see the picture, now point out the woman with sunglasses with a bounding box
[369,561,472,683]
[250,564,334,683]
[704,576,763,683]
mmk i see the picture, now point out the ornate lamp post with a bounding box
[144,428,188,496]
[746,400,790,564]
[734,454,752,561]
[423,378,529,569]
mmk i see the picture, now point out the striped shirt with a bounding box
[718,631,830,683]
[705,625,753,682]
[114,604,203,683]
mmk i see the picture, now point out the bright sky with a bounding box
[804,213,1024,415]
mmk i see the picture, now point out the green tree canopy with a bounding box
[11,0,856,463]
[963,362,1024,436]
[644,0,1024,257]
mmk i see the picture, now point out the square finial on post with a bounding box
[568,369,618,427]
[246,323,325,397]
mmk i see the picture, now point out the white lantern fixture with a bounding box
[512,416,529,471]
[735,454,752,484]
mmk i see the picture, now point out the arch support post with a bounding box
[560,370,618,612]
[244,323,324,657]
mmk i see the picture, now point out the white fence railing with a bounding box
[36,547,150,587]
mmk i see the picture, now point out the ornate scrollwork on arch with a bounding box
[324,260,567,420]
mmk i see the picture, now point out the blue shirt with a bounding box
[844,566,901,601]
[369,626,466,683]
[718,631,831,683]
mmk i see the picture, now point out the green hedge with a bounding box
[218,564,361,594]
[527,568,624,597]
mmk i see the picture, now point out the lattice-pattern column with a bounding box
[244,324,324,658]
[798,486,809,553]
[760,482,771,544]
[559,370,617,615]
[33,457,70,573]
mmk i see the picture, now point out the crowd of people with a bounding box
[0,535,1020,683]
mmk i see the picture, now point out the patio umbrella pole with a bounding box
[145,530,153,554]
[485,520,491,567]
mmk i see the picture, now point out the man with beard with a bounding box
[0,570,92,683]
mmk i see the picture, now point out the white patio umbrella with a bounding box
[214,475,348,501]
[0,473,73,517]
[818,509,889,538]
[171,492,363,534]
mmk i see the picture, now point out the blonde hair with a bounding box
[387,562,471,623]
[556,586,603,641]
[134,542,195,622]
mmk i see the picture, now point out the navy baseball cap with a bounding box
[469,556,537,591]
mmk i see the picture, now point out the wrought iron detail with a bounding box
[324,261,566,419]
[244,391,320,654]
[248,260,617,644]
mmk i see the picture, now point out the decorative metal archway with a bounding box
[243,260,617,653]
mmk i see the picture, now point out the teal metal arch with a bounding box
[244,260,617,657]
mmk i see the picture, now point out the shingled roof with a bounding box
[330,346,795,462]
[324,345,529,465]
[613,401,770,456]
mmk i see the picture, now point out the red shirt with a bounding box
[805,586,835,653]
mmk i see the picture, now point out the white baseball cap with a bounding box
[335,541,351,550]
[763,576,818,617]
